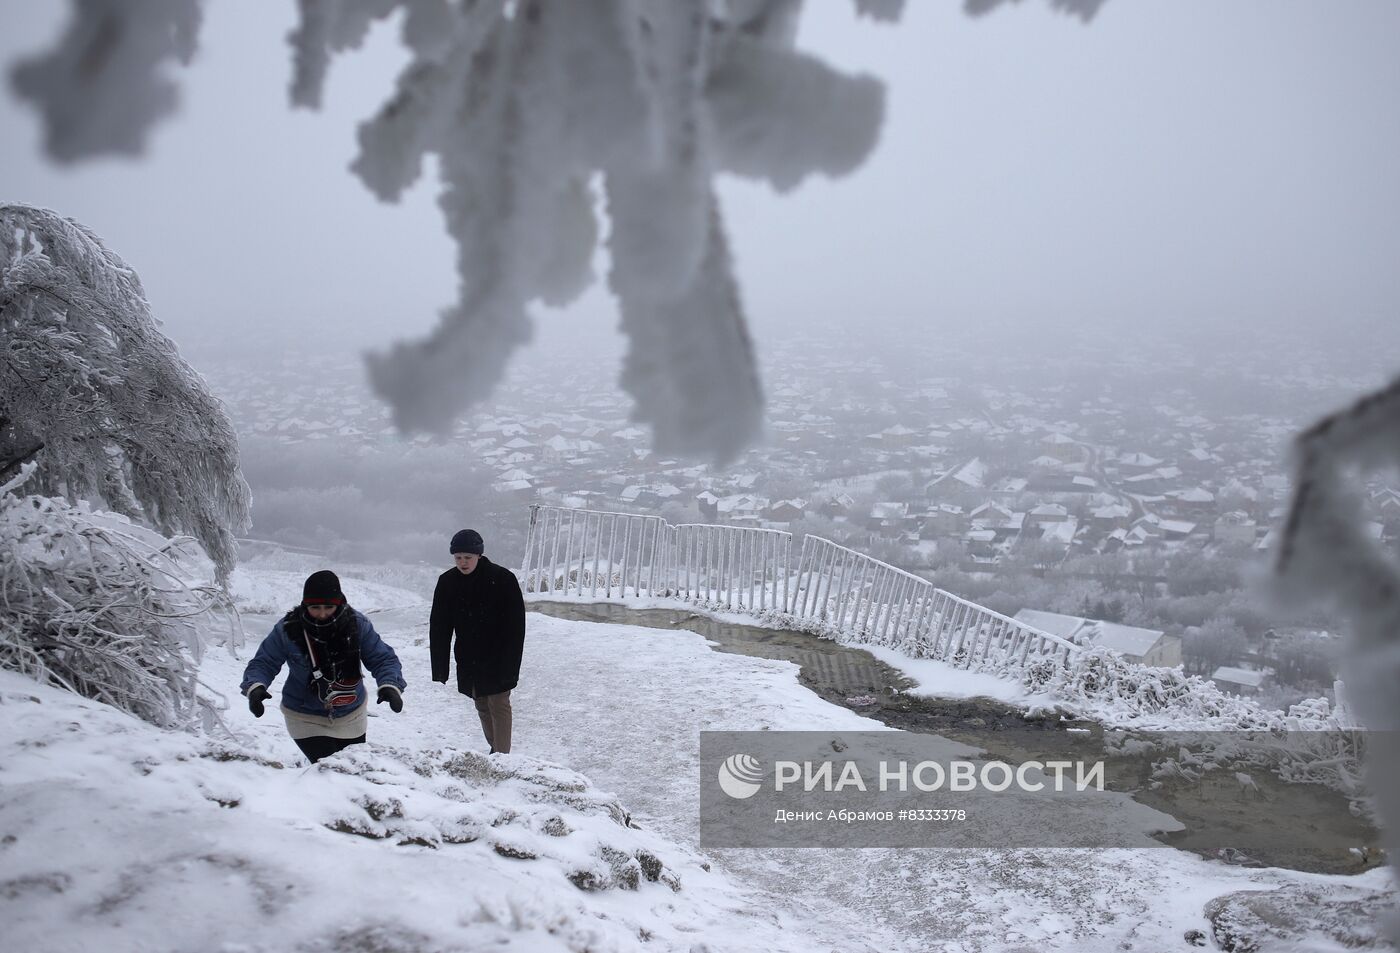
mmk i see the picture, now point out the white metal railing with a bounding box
[520,504,1079,674]
[520,505,667,598]
[787,535,1078,669]
[667,523,793,613]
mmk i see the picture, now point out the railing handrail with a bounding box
[532,504,667,522]
[672,522,790,535]
[521,502,1081,669]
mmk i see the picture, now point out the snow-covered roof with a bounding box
[1082,621,1166,657]
[951,458,987,488]
[1013,609,1165,657]
[870,501,906,520]
[1211,667,1266,688]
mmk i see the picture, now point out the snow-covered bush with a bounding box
[0,465,236,729]
[0,204,251,582]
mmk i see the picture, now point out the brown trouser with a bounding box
[472,689,512,753]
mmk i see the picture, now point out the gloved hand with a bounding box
[377,685,403,713]
[246,684,271,718]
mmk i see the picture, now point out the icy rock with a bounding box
[1205,883,1397,951]
[636,850,664,882]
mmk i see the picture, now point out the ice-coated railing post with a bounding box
[874,570,896,644]
[945,600,967,661]
[781,535,792,613]
[878,572,903,645]
[752,531,761,610]
[891,575,916,644]
[617,516,631,599]
[546,508,561,593]
[815,541,834,621]
[589,512,601,598]
[761,531,772,612]
[858,564,882,638]
[604,515,616,597]
[648,519,659,597]
[727,528,738,609]
[561,509,575,596]
[833,547,854,628]
[851,559,869,635]
[521,503,539,590]
[794,535,814,617]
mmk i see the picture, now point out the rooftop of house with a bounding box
[1013,609,1167,657]
[1210,666,1266,688]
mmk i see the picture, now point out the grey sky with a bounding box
[1,1,1397,365]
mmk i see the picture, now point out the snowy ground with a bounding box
[3,566,1395,951]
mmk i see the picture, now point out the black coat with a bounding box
[430,556,526,697]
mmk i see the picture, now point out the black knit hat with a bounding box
[302,569,345,605]
[450,529,484,555]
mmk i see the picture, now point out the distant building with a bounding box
[1210,666,1267,696]
[1013,609,1182,668]
[1212,511,1258,546]
[767,499,808,523]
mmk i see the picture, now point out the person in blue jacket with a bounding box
[240,570,406,763]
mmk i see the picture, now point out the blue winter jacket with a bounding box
[240,608,406,719]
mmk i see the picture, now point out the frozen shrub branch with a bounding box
[0,465,239,729]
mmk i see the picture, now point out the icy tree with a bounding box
[0,204,252,582]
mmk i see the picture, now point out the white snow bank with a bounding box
[861,643,1039,707]
[0,668,844,953]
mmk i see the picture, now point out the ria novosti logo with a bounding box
[717,753,764,799]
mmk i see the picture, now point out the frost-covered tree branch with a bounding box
[0,204,252,582]
[8,0,202,162]
[9,0,1110,460]
[318,0,894,462]
[964,0,1108,22]
[1275,375,1400,918]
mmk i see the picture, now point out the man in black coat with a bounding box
[430,529,526,753]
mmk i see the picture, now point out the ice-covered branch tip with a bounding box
[9,0,202,162]
[9,0,1112,460]
[296,0,898,463]
[0,204,251,583]
[964,0,1109,22]
[1274,375,1400,938]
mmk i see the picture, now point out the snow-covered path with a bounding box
[210,589,1395,953]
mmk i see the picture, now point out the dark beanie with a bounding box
[450,529,484,555]
[302,569,345,605]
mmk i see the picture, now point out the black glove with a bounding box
[246,684,271,718]
[377,685,403,713]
